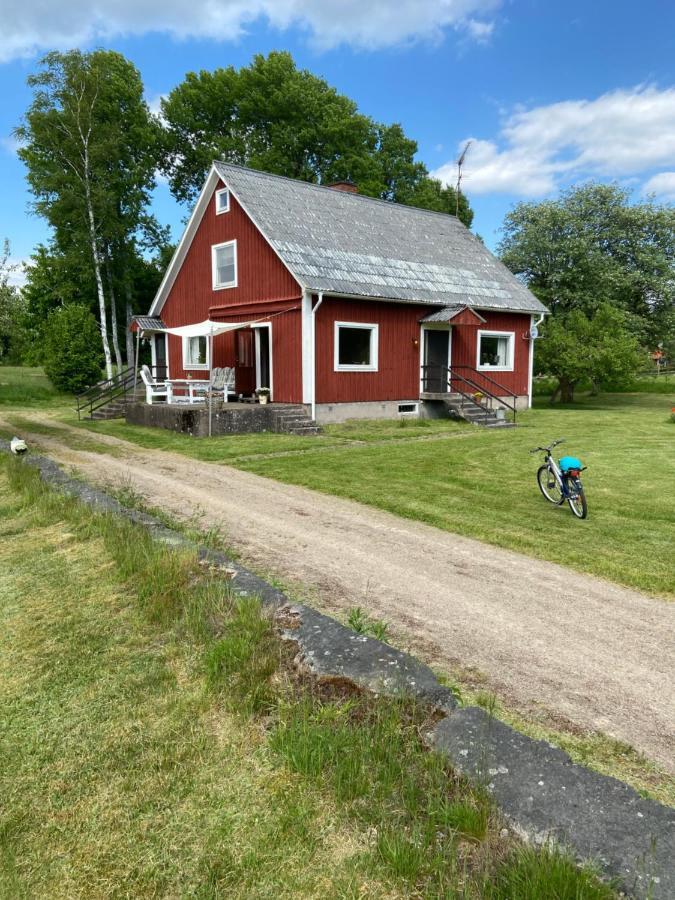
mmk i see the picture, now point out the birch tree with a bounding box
[17,50,159,379]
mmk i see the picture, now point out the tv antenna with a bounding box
[456,140,472,218]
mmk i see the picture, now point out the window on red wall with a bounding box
[334,322,379,371]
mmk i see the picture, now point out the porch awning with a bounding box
[130,315,166,334]
[163,319,258,337]
[420,306,486,324]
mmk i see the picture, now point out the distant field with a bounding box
[0,366,69,407]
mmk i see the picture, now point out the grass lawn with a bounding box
[3,371,673,597]
[0,457,615,899]
[0,366,69,407]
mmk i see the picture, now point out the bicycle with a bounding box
[530,439,588,519]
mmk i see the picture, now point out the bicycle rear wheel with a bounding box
[537,465,564,505]
[566,477,588,519]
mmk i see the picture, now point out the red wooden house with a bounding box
[142,163,547,424]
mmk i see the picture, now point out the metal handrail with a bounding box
[451,365,519,401]
[420,364,517,423]
[75,367,138,420]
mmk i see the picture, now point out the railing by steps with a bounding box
[75,368,136,420]
[421,364,518,424]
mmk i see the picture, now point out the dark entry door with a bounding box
[235,330,256,395]
[256,327,271,395]
[154,334,168,379]
[423,330,450,392]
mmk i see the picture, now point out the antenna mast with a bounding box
[456,140,472,218]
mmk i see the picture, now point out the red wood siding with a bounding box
[450,310,532,396]
[315,298,531,403]
[159,179,302,393]
[315,298,423,402]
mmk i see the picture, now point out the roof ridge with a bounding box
[214,160,470,227]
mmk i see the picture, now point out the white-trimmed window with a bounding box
[211,240,237,290]
[215,187,230,214]
[183,335,209,370]
[477,330,514,371]
[334,322,379,371]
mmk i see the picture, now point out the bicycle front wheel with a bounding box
[537,465,564,505]
[566,477,588,519]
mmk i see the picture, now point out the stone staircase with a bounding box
[444,397,515,428]
[270,405,322,436]
[88,398,129,420]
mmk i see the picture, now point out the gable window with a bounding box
[215,187,230,214]
[212,240,237,290]
[183,335,209,369]
[477,330,514,371]
[334,322,379,372]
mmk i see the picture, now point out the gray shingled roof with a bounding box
[420,306,486,324]
[214,162,547,314]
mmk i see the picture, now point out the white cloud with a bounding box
[433,85,675,199]
[0,0,499,62]
[4,258,28,289]
[643,171,675,200]
[0,135,24,156]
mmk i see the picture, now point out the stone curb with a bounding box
[3,442,672,898]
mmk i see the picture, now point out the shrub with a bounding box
[42,305,104,393]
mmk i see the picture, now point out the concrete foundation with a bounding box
[127,402,277,436]
[315,399,422,424]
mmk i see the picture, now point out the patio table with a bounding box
[166,378,210,404]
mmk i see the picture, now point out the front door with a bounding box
[235,330,256,395]
[254,327,271,396]
[423,329,450,392]
[153,333,168,380]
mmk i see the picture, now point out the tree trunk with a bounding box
[549,383,561,405]
[560,378,576,403]
[125,294,135,371]
[105,256,123,372]
[83,156,113,380]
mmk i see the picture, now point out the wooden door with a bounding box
[423,329,450,392]
[235,330,255,395]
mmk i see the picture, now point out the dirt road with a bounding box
[10,419,675,772]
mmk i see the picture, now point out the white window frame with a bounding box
[211,239,237,290]
[215,187,230,215]
[476,329,515,372]
[334,321,379,372]
[182,334,210,371]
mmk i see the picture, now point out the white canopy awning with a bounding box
[163,318,257,338]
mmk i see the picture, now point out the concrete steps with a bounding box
[444,398,516,428]
[270,405,322,436]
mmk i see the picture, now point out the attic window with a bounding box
[334,322,379,372]
[212,240,237,290]
[215,188,230,214]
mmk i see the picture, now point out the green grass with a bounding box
[0,457,618,899]
[0,365,70,407]
[232,393,675,598]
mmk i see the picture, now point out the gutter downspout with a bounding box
[311,292,324,423]
[527,312,546,409]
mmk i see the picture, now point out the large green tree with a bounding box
[16,50,161,378]
[161,51,473,227]
[536,305,642,402]
[499,183,675,341]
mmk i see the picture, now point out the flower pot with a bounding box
[258,395,269,405]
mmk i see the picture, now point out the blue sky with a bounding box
[1,0,674,283]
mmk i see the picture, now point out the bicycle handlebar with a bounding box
[529,439,565,454]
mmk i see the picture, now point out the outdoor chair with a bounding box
[140,365,170,404]
[206,366,236,403]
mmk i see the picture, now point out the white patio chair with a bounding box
[206,366,236,403]
[140,365,170,404]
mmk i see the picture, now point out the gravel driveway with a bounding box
[12,420,675,773]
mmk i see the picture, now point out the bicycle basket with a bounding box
[559,455,583,475]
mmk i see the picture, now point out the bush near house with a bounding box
[42,305,104,393]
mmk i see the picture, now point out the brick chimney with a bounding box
[326,180,359,194]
